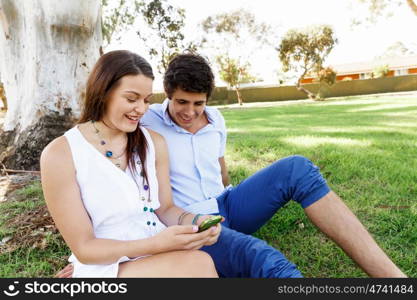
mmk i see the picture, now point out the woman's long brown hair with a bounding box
[78,50,154,184]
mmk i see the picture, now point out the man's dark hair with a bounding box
[164,53,215,100]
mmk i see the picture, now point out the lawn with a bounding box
[0,93,416,277]
[222,93,417,277]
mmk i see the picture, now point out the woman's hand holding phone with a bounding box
[196,215,224,246]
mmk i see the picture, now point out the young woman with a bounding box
[40,50,221,277]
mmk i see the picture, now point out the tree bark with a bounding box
[0,80,6,110]
[295,67,317,100]
[296,78,316,100]
[235,87,243,106]
[0,0,102,170]
[406,0,417,16]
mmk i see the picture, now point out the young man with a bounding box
[139,53,406,278]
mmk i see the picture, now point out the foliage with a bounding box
[315,67,337,100]
[201,9,270,104]
[278,25,337,99]
[377,41,416,59]
[356,0,399,22]
[317,67,337,86]
[101,0,191,74]
[137,0,196,74]
[216,56,253,88]
[216,55,257,105]
[373,64,390,78]
[276,71,297,85]
[201,9,272,45]
[278,25,337,80]
[101,0,141,46]
[353,0,417,25]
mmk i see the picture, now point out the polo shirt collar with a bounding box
[161,99,174,127]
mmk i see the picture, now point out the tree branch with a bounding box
[406,0,417,16]
[1,168,40,175]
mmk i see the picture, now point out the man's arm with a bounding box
[219,157,230,187]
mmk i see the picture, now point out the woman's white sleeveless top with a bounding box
[64,126,166,277]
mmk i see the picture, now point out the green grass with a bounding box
[0,181,70,277]
[222,93,417,277]
[0,93,416,277]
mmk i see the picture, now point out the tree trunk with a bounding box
[316,83,330,101]
[235,87,243,106]
[0,0,102,170]
[296,78,316,100]
[406,0,417,16]
[0,80,7,110]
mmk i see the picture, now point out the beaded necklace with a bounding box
[91,120,126,168]
[133,160,158,235]
[91,120,157,234]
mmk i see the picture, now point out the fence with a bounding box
[152,74,417,105]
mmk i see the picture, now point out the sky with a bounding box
[107,0,417,90]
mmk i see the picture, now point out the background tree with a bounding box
[201,9,273,103]
[136,0,195,74]
[353,0,417,25]
[315,67,337,100]
[216,55,257,106]
[377,41,416,58]
[373,64,390,78]
[101,0,190,74]
[101,0,139,47]
[0,0,102,170]
[201,9,272,46]
[278,24,337,100]
[317,67,337,86]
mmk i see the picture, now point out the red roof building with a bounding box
[301,55,417,84]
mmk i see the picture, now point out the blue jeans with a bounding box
[202,155,330,278]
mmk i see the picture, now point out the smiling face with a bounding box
[102,74,153,133]
[167,89,208,132]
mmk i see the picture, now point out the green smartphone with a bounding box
[198,215,222,232]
